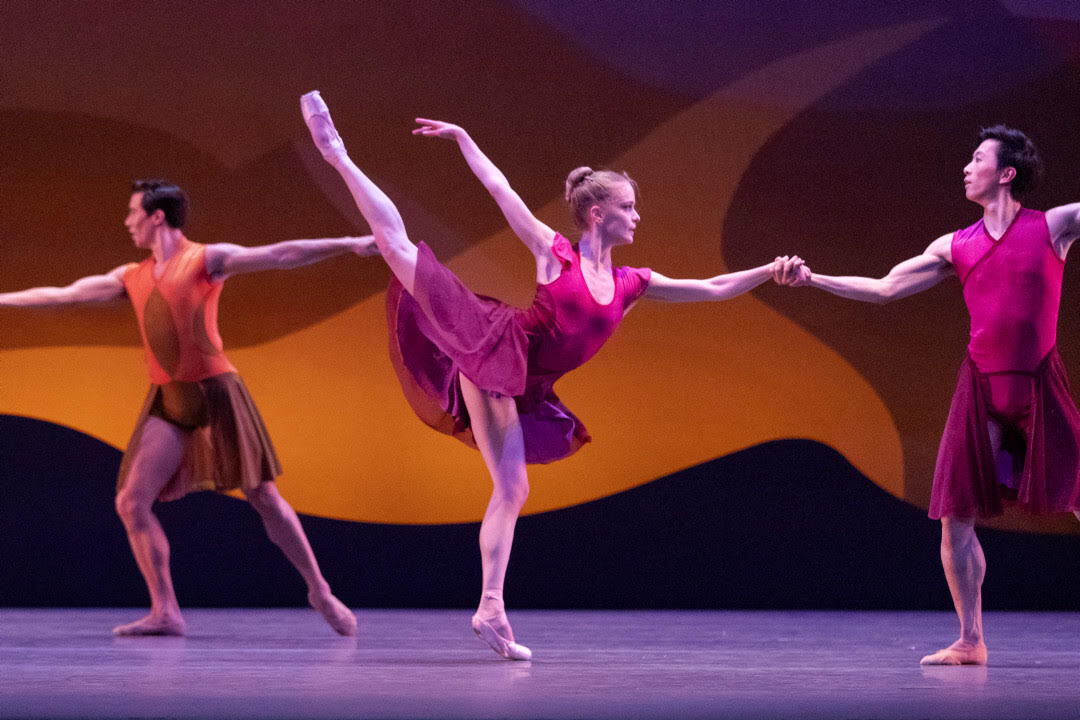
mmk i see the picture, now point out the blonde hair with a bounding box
[564,166,638,230]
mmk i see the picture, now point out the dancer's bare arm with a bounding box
[413,119,558,270]
[644,261,779,302]
[1046,202,1080,259]
[204,235,377,280]
[782,235,955,303]
[0,266,127,307]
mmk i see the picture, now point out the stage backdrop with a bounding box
[2,0,1079,609]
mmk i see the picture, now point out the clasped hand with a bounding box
[772,255,812,286]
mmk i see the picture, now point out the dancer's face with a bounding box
[125,193,158,249]
[963,139,1013,203]
[596,181,639,246]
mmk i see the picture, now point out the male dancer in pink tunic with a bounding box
[776,126,1080,665]
[1,180,377,636]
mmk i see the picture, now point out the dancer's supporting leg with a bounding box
[302,91,530,659]
[460,375,532,660]
[244,483,357,636]
[920,516,987,665]
[921,415,1010,665]
[113,417,188,636]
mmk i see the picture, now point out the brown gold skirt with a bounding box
[116,372,282,502]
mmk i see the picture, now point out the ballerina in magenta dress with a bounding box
[301,91,783,661]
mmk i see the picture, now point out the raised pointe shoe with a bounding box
[300,90,347,161]
[471,614,532,661]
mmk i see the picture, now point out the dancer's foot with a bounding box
[309,588,357,636]
[920,639,987,665]
[300,90,347,163]
[472,592,531,661]
[112,612,186,637]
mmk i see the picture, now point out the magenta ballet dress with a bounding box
[386,234,651,464]
[930,208,1080,518]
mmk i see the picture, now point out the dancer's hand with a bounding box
[793,264,812,286]
[772,255,795,285]
[413,118,465,141]
[351,235,380,257]
[772,256,810,286]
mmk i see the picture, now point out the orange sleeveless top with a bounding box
[122,238,236,384]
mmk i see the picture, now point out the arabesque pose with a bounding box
[301,90,787,660]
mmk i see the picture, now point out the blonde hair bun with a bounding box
[564,166,594,202]
[563,167,637,230]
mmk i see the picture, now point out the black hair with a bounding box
[132,179,188,228]
[977,125,1043,198]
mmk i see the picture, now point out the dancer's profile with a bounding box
[774,126,1080,665]
[301,90,786,660]
[0,180,378,636]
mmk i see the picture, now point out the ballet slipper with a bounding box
[112,612,186,636]
[300,90,347,162]
[920,640,988,665]
[308,589,357,637]
[471,613,532,661]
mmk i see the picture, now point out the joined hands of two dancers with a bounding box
[772,255,812,287]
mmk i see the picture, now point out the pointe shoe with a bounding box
[920,641,988,665]
[471,614,532,661]
[309,590,358,637]
[300,90,347,161]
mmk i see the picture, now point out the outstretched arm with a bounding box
[1046,202,1080,259]
[0,266,127,307]
[413,119,556,261]
[204,235,377,281]
[782,234,954,303]
[644,261,778,302]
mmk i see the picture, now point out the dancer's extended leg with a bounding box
[244,482,357,636]
[300,91,418,293]
[460,374,532,661]
[920,515,988,665]
[113,417,188,636]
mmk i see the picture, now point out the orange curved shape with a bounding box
[0,20,944,523]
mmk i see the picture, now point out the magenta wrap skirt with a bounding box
[117,372,282,502]
[929,349,1080,519]
[386,242,590,464]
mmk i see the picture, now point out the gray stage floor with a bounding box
[1,609,1078,719]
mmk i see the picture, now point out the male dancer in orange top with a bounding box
[0,180,376,636]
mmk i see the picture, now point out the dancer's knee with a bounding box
[115,489,152,529]
[243,482,281,513]
[493,475,529,509]
[377,229,417,261]
[940,516,977,555]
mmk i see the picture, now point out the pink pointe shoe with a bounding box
[471,613,532,661]
[300,90,347,162]
[309,590,358,637]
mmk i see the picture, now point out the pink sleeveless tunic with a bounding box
[387,234,651,464]
[930,209,1080,518]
